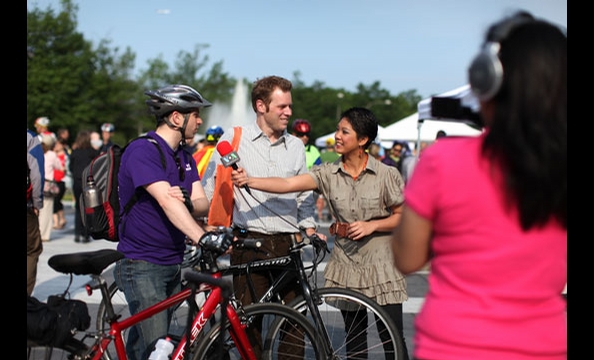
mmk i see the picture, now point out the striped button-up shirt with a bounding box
[203,121,316,234]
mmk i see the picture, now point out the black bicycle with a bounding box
[206,232,405,360]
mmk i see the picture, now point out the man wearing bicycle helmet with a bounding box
[291,119,322,170]
[291,119,324,223]
[114,84,212,360]
[34,116,55,142]
[99,122,116,154]
[193,125,224,179]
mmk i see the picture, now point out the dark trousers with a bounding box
[27,207,43,296]
[230,232,301,304]
[72,180,87,239]
[53,181,66,213]
[230,232,302,359]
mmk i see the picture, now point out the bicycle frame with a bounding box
[91,272,256,360]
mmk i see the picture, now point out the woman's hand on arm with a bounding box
[349,204,402,241]
[391,205,432,275]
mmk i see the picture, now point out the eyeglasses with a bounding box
[175,156,185,181]
[295,132,309,138]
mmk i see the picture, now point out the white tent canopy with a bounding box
[379,112,481,149]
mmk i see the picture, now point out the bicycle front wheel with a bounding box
[192,302,324,360]
[289,287,406,360]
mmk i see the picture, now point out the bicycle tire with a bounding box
[96,281,204,360]
[289,287,406,360]
[191,302,324,360]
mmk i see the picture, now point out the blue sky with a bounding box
[27,0,566,99]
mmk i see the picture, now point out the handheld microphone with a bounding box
[216,140,251,194]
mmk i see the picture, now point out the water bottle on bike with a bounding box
[148,336,174,360]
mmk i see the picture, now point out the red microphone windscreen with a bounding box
[216,140,233,156]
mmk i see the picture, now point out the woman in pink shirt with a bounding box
[52,138,68,229]
[391,11,566,360]
[40,134,64,242]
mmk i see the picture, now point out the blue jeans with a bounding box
[114,258,181,360]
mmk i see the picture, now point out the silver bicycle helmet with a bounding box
[145,84,212,147]
[101,122,115,133]
[145,84,212,118]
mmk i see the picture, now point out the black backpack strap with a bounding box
[121,136,167,216]
[144,137,167,169]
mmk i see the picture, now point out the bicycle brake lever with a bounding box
[309,233,329,252]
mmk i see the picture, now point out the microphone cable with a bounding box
[234,185,315,234]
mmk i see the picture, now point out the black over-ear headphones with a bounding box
[468,12,535,101]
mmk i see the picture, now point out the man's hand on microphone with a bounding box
[231,167,249,188]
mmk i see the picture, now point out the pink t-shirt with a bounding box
[405,133,567,360]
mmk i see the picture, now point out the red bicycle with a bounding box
[26,228,324,360]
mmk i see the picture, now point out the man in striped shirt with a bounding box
[202,75,319,357]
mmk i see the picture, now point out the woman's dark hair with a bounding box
[481,13,567,230]
[73,130,92,150]
[339,107,378,149]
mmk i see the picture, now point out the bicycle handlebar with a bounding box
[233,238,262,250]
[187,237,262,295]
[291,233,329,255]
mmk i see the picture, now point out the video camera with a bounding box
[430,96,484,129]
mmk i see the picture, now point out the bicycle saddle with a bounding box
[48,249,125,276]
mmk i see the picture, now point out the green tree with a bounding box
[292,78,344,141]
[27,0,141,143]
[27,0,95,130]
[27,0,238,143]
[27,0,423,147]
[87,39,141,145]
[291,74,421,142]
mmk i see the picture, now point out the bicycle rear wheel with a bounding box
[192,302,324,360]
[96,281,204,360]
[289,287,405,360]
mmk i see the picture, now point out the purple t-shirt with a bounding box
[117,131,200,265]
